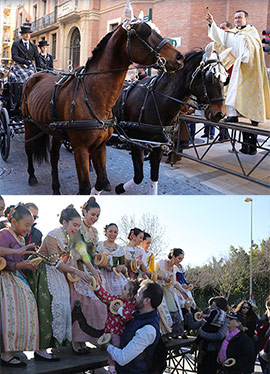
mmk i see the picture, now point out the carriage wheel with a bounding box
[0,107,10,161]
[63,140,73,153]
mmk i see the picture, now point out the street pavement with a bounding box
[0,129,269,195]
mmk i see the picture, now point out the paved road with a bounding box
[0,134,221,195]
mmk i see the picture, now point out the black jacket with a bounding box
[11,39,40,68]
[220,331,256,374]
[39,53,53,70]
[25,224,43,247]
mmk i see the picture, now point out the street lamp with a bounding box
[244,197,253,301]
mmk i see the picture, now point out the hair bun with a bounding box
[88,197,96,202]
[66,204,74,209]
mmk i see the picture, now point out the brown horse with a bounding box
[21,18,183,194]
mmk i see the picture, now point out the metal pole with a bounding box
[250,200,253,298]
[245,198,253,300]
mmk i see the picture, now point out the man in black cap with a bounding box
[11,22,40,83]
[38,40,53,71]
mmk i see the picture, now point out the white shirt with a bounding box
[107,324,156,366]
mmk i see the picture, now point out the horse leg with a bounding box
[50,138,62,195]
[73,147,91,195]
[24,122,38,186]
[91,143,111,193]
[149,147,163,195]
[115,146,144,194]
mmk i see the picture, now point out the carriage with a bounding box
[0,68,25,161]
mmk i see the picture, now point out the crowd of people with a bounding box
[0,195,269,374]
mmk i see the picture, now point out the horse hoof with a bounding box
[115,184,125,195]
[29,176,38,186]
[103,182,112,192]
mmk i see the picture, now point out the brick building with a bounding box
[0,0,17,66]
[12,0,270,70]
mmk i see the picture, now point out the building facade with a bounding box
[10,0,270,70]
[0,0,17,66]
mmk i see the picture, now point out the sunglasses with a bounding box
[33,215,39,220]
[242,306,249,309]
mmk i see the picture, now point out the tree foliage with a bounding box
[185,239,270,312]
[117,213,168,258]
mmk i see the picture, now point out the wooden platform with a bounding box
[1,338,196,374]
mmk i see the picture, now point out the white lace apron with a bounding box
[46,264,72,343]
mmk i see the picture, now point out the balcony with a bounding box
[31,11,57,32]
[3,17,11,26]
[2,38,11,44]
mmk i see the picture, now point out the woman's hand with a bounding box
[116,265,125,273]
[78,270,93,284]
[92,269,103,284]
[164,277,171,283]
[16,260,38,271]
[182,284,190,290]
[14,243,36,256]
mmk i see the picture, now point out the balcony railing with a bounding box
[31,11,57,32]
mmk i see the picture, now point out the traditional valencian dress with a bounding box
[157,259,184,337]
[27,227,72,349]
[0,228,39,352]
[145,250,155,272]
[96,241,127,295]
[174,263,196,308]
[124,245,147,279]
[69,222,107,344]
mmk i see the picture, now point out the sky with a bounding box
[1,195,270,267]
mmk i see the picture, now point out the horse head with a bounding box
[189,44,229,122]
[122,2,184,72]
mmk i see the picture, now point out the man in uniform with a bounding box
[38,40,53,71]
[206,10,270,155]
[11,22,40,83]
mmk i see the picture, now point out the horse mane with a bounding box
[184,49,204,63]
[85,27,118,69]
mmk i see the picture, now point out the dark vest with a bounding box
[116,309,160,374]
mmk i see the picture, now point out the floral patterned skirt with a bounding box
[0,270,39,352]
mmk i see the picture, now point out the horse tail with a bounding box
[32,131,50,164]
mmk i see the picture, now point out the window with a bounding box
[33,5,37,22]
[42,0,47,16]
[107,18,121,33]
[52,33,56,59]
[69,28,80,68]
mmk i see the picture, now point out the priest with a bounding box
[206,10,270,155]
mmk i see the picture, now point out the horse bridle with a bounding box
[126,22,169,71]
[189,56,227,107]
